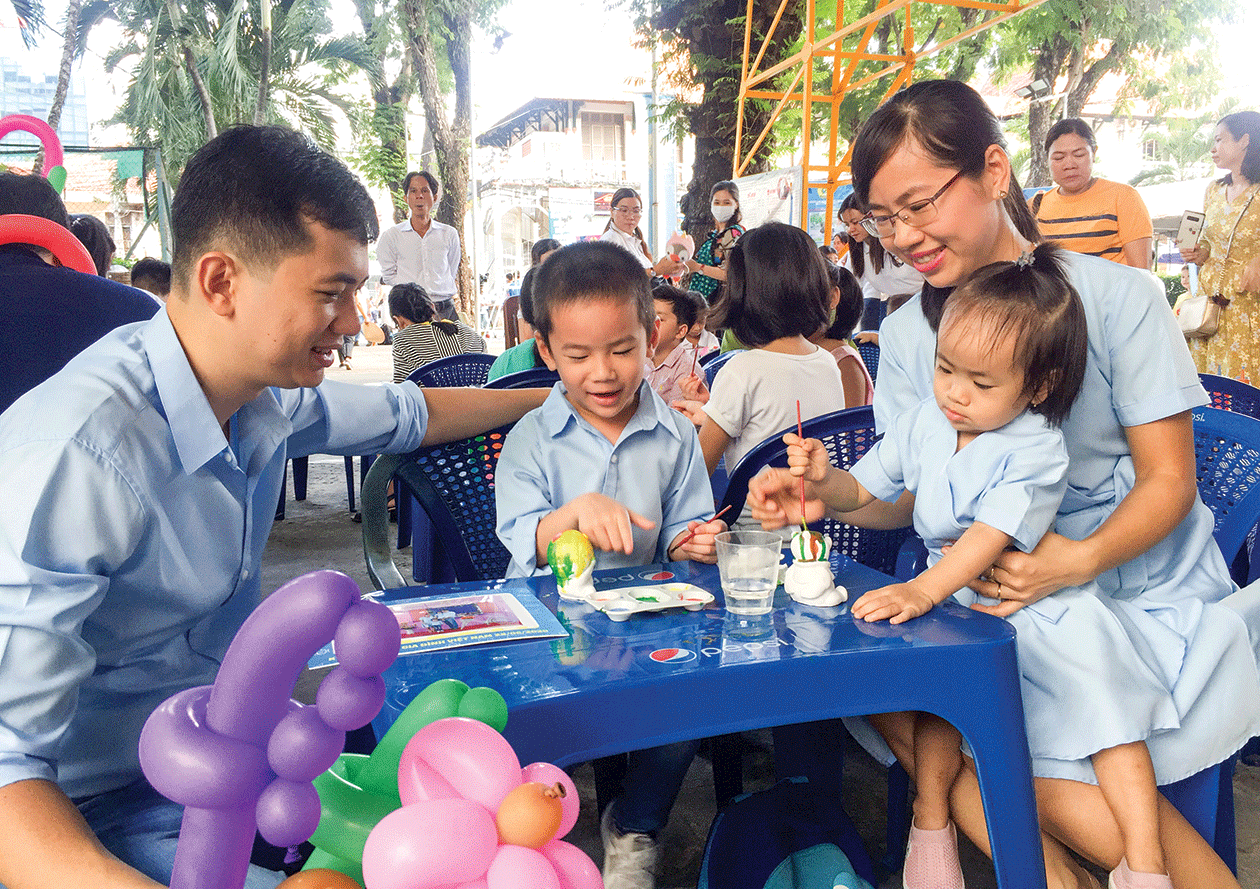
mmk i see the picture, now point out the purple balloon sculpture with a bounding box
[139,570,401,889]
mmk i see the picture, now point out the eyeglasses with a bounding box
[614,204,643,215]
[861,171,964,238]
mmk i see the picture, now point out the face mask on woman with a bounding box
[711,204,736,224]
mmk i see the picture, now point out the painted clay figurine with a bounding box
[547,529,597,601]
[784,529,846,607]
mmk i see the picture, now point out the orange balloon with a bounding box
[495,781,565,849]
[278,869,363,889]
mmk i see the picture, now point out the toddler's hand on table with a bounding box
[852,581,936,625]
[571,493,655,556]
[746,466,827,529]
[670,518,728,563]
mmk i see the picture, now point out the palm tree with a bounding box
[8,0,44,46]
[106,0,374,181]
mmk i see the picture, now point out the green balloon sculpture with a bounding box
[302,678,509,882]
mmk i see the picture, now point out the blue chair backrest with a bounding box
[855,340,879,386]
[1192,406,1260,568]
[484,367,561,389]
[1200,373,1260,420]
[393,423,515,582]
[704,349,745,388]
[407,353,497,388]
[720,406,912,576]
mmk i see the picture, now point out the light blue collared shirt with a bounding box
[0,309,429,799]
[495,381,714,577]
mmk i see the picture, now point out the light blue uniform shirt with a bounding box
[496,381,714,577]
[0,309,429,799]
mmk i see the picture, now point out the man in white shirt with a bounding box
[376,171,463,321]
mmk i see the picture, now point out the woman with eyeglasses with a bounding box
[749,80,1258,889]
[599,187,688,278]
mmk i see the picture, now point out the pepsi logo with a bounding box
[649,648,696,663]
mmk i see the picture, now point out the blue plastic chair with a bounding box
[362,423,515,589]
[1201,374,1260,419]
[407,352,497,388]
[703,349,744,389]
[855,339,879,386]
[484,366,560,389]
[719,406,913,577]
[1193,406,1260,572]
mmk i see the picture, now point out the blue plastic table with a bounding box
[370,557,1047,889]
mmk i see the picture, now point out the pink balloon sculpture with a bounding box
[361,717,602,889]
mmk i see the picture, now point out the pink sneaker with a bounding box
[902,821,964,889]
[1107,858,1173,889]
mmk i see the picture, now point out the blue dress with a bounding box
[874,251,1260,784]
[852,402,1181,765]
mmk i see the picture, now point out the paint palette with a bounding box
[588,583,715,621]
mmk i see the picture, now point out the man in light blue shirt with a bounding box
[0,126,544,889]
[375,171,462,322]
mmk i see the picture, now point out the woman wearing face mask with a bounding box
[685,181,745,301]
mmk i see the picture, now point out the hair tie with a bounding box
[1015,249,1035,269]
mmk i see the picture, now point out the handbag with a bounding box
[1177,292,1230,338]
[1179,186,1258,339]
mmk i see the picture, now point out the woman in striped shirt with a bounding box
[389,282,485,382]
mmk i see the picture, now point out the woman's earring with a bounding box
[999,190,1008,199]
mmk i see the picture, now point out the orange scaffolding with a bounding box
[735,0,1046,238]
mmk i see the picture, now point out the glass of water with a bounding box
[714,530,782,616]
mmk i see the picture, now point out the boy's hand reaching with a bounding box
[851,580,937,624]
[570,492,655,555]
[668,518,728,563]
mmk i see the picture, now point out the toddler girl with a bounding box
[751,244,1175,889]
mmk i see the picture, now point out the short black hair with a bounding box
[389,282,435,324]
[172,125,379,288]
[711,222,831,348]
[531,238,561,265]
[131,257,172,294]
[652,282,703,331]
[532,240,653,345]
[1044,118,1096,154]
[939,243,1087,427]
[0,171,69,227]
[823,262,863,340]
[69,214,115,276]
[402,171,439,197]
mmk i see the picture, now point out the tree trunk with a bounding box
[184,45,218,139]
[253,0,272,126]
[404,0,475,319]
[36,0,80,173]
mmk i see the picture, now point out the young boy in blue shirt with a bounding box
[495,240,726,887]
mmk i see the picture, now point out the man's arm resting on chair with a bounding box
[0,778,163,889]
[418,387,549,446]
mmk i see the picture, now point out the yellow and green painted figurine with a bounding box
[546,529,597,601]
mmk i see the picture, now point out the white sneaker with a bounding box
[600,805,658,889]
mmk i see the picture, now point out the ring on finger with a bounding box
[996,580,1002,596]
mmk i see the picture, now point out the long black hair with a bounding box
[838,191,888,278]
[851,80,1041,331]
[1218,111,1260,186]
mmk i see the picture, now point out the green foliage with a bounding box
[1161,273,1185,309]
[107,0,372,181]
